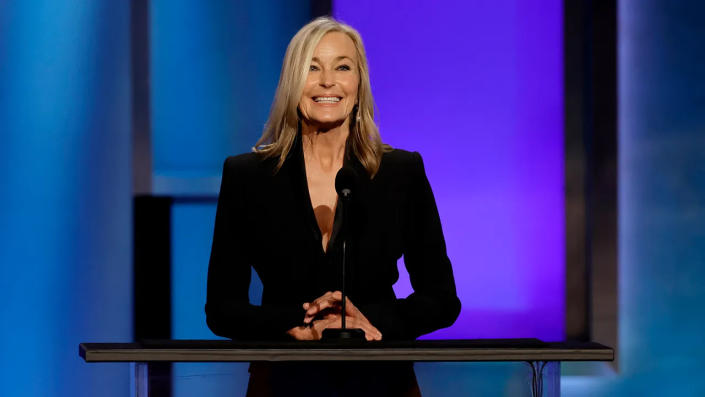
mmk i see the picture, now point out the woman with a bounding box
[206,17,460,396]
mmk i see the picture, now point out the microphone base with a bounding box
[321,328,366,342]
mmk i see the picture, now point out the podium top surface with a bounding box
[79,339,613,363]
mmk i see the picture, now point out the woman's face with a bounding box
[298,32,359,130]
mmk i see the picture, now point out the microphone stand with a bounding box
[321,186,365,342]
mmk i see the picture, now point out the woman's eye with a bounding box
[337,64,351,71]
[309,65,319,71]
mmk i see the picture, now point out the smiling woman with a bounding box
[205,17,460,396]
[253,18,386,177]
[299,32,359,128]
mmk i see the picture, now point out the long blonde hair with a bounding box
[254,17,390,178]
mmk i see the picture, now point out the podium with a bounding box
[79,339,612,397]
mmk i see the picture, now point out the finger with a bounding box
[320,316,381,342]
[319,299,379,340]
[343,317,372,341]
[302,301,314,323]
[304,291,365,325]
[312,314,343,331]
[315,310,381,340]
[350,318,382,341]
[350,318,381,341]
[303,306,337,324]
[330,291,361,316]
[306,292,333,314]
[287,325,313,341]
[303,293,332,322]
[311,291,338,307]
[334,292,361,317]
[344,298,363,317]
[305,295,341,317]
[311,315,342,339]
[307,291,360,318]
[346,316,382,341]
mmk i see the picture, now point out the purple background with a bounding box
[334,0,565,340]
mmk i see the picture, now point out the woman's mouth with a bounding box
[313,96,341,103]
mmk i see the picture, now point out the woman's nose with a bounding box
[319,70,334,87]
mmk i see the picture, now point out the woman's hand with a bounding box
[302,291,353,323]
[287,312,382,341]
[286,324,315,340]
[312,313,382,341]
[301,291,383,341]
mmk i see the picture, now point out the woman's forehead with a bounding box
[312,32,357,61]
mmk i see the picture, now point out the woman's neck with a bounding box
[301,121,349,171]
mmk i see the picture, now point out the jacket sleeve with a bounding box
[359,152,461,340]
[205,157,302,340]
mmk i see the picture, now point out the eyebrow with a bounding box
[311,56,355,63]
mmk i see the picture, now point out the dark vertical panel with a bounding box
[589,0,618,366]
[564,0,590,341]
[563,0,617,362]
[133,195,172,396]
[133,196,172,338]
[131,0,152,195]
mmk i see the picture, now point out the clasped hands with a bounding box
[287,291,382,341]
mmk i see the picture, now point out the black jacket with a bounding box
[205,138,460,340]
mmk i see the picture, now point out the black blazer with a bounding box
[205,137,460,340]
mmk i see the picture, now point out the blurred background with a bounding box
[1,0,703,396]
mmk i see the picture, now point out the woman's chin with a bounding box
[304,117,347,131]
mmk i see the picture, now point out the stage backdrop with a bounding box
[0,2,132,397]
[333,0,566,339]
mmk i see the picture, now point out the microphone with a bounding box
[335,166,357,200]
[322,167,365,342]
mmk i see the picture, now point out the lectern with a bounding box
[79,339,612,397]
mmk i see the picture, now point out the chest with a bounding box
[305,168,338,211]
[304,159,340,242]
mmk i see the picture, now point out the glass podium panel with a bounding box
[131,361,560,397]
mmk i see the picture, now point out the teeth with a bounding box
[314,97,340,103]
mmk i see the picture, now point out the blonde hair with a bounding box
[254,16,390,178]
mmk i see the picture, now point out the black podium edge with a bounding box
[79,340,614,363]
